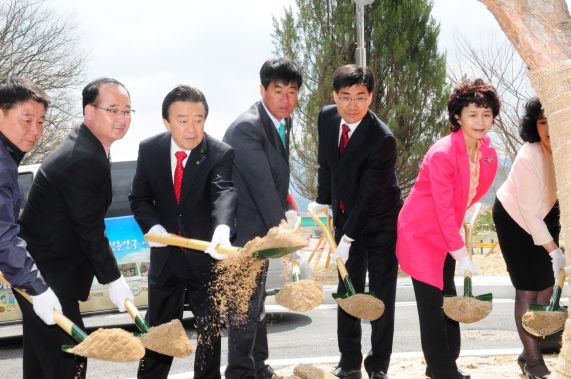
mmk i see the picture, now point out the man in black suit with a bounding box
[17,78,135,378]
[223,58,302,379]
[310,64,402,379]
[130,85,237,379]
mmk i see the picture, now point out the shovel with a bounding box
[274,258,324,312]
[307,207,384,321]
[522,269,568,337]
[443,270,493,323]
[124,299,193,357]
[145,222,307,260]
[0,272,144,362]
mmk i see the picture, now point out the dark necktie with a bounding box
[339,123,351,156]
[174,151,187,204]
[338,124,351,212]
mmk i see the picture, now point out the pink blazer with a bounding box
[396,131,497,290]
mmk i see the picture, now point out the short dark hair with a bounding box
[332,64,374,93]
[82,78,129,114]
[519,97,543,143]
[0,76,49,112]
[162,85,209,120]
[260,58,303,90]
[447,78,501,132]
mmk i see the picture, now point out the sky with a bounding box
[44,0,571,160]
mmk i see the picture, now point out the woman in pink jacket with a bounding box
[396,79,500,379]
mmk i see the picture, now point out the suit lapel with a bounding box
[258,102,289,163]
[179,136,207,205]
[156,134,176,204]
[339,113,370,163]
[452,131,470,209]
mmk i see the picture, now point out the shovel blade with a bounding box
[251,245,306,259]
[475,293,493,302]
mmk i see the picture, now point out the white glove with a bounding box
[285,210,298,228]
[550,248,567,278]
[308,202,329,215]
[206,224,231,260]
[332,235,353,264]
[32,287,62,325]
[456,256,478,276]
[108,276,134,312]
[147,224,168,247]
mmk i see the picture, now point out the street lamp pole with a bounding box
[353,0,375,67]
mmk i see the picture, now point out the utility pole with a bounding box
[353,0,375,67]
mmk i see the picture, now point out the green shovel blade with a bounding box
[251,245,306,259]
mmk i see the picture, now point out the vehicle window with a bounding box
[17,172,34,214]
[107,161,136,217]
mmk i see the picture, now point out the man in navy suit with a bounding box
[223,58,302,379]
[310,64,402,379]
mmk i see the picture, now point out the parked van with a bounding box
[0,160,285,324]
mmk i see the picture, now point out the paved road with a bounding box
[1,279,564,378]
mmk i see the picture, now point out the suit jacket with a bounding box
[316,105,402,241]
[129,133,236,276]
[223,101,291,246]
[19,124,121,301]
[396,130,498,290]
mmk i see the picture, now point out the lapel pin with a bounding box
[485,156,495,164]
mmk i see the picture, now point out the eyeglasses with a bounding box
[337,95,369,105]
[92,105,135,118]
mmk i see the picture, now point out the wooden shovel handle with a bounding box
[307,208,337,250]
[0,272,87,342]
[125,299,149,333]
[145,233,240,255]
[556,269,566,289]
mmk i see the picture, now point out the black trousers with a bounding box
[335,225,398,374]
[225,260,269,379]
[412,254,460,379]
[138,250,221,379]
[14,291,87,379]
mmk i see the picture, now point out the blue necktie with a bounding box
[278,121,286,147]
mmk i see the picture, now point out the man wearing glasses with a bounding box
[17,78,135,378]
[309,64,402,379]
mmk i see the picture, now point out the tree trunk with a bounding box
[479,1,571,376]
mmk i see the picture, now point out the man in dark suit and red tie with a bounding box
[309,64,402,379]
[17,78,135,378]
[223,58,302,379]
[130,85,237,379]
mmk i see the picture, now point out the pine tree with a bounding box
[273,0,449,199]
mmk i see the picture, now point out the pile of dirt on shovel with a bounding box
[522,310,567,337]
[443,297,492,324]
[210,222,307,325]
[275,280,324,312]
[67,328,145,361]
[140,319,193,357]
[336,294,385,321]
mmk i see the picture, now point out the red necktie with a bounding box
[339,123,351,156]
[174,151,187,204]
[338,124,351,212]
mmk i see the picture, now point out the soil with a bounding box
[275,280,324,312]
[443,296,493,324]
[272,355,560,378]
[335,294,385,321]
[140,319,193,357]
[66,328,145,361]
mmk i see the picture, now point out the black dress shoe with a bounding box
[332,366,362,379]
[369,370,389,379]
[425,367,470,379]
[257,364,275,379]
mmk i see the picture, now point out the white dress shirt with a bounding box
[170,139,191,181]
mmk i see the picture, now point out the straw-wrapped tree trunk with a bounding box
[478,0,571,376]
